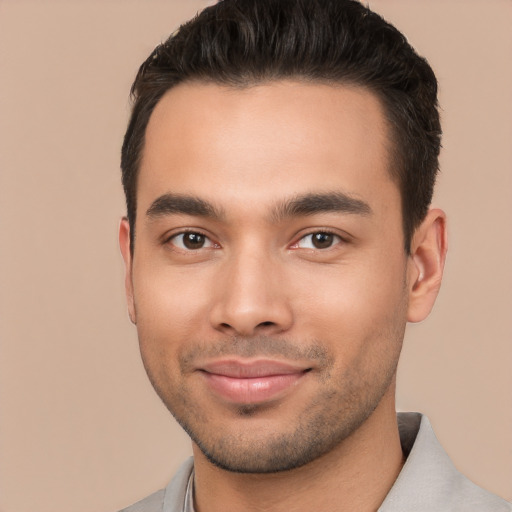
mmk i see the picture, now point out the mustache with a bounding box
[179,336,334,372]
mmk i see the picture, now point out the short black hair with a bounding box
[121,0,441,252]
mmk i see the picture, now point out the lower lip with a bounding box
[201,372,306,404]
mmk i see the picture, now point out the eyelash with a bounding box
[164,230,219,251]
[164,228,346,252]
[290,229,345,250]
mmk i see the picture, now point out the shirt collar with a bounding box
[183,468,195,512]
[171,412,508,512]
[181,413,427,512]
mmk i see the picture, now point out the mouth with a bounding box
[198,359,312,404]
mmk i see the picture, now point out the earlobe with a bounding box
[119,218,137,324]
[407,208,448,323]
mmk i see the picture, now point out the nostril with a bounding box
[258,321,275,328]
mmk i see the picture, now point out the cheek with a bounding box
[132,264,214,361]
[295,256,408,350]
[134,261,211,319]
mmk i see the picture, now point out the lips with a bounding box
[199,360,309,404]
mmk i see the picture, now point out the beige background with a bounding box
[0,1,511,511]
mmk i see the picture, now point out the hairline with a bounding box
[130,76,410,253]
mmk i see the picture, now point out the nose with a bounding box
[209,247,294,337]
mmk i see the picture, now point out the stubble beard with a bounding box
[141,333,404,474]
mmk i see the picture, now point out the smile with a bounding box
[199,359,311,404]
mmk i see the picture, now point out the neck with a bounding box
[192,390,404,512]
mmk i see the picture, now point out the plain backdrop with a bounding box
[0,1,511,511]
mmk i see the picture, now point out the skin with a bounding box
[120,81,447,512]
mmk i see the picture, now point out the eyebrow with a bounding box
[146,193,224,220]
[145,191,372,223]
[270,192,372,222]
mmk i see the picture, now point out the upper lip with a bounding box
[199,359,310,378]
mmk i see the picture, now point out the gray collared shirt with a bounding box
[120,412,512,512]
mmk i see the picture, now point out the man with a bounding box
[118,0,511,510]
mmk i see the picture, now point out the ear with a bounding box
[407,208,448,323]
[119,218,137,324]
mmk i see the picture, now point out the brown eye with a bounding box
[296,232,341,249]
[170,232,213,250]
[312,232,334,249]
[183,232,205,249]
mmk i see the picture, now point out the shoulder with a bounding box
[452,481,512,512]
[118,489,165,512]
[117,458,194,512]
[380,413,512,511]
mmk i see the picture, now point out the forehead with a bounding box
[138,81,397,217]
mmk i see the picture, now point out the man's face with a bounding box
[121,81,416,473]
